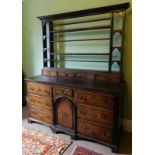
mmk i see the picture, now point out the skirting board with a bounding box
[123,119,132,133]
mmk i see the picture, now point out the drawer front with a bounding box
[27,83,52,97]
[77,119,112,143]
[77,91,114,109]
[28,95,52,111]
[29,107,53,125]
[53,87,73,98]
[77,105,113,126]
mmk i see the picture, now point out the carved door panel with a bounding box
[55,97,75,130]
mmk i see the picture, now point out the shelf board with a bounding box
[44,58,108,63]
[60,59,109,62]
[50,53,110,55]
[50,25,110,33]
[50,38,110,42]
[112,60,121,62]
[112,46,122,49]
[53,18,111,26]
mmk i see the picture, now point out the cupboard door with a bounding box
[55,97,75,130]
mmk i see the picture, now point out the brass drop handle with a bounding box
[80,110,87,116]
[107,116,111,120]
[29,87,34,91]
[107,100,112,104]
[79,96,86,103]
[104,132,111,137]
[92,98,96,103]
[82,125,86,130]
[63,90,67,95]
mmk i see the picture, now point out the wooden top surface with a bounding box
[25,75,125,93]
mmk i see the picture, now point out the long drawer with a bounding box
[77,104,113,126]
[77,119,113,143]
[77,91,115,109]
[29,107,53,125]
[27,83,52,98]
[28,95,52,111]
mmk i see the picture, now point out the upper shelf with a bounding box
[37,3,130,21]
[50,25,110,34]
[53,17,111,26]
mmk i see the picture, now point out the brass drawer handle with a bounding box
[81,125,86,130]
[29,88,34,91]
[79,96,86,103]
[80,110,87,116]
[92,98,96,103]
[104,132,111,137]
[63,90,67,95]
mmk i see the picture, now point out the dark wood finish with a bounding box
[42,21,47,67]
[37,3,129,21]
[38,3,129,72]
[41,68,122,82]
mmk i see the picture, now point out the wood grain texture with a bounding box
[77,90,115,109]
[77,119,113,143]
[57,100,73,129]
[29,107,53,125]
[77,104,113,126]
[27,82,52,98]
[28,95,52,111]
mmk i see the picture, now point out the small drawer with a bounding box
[27,83,52,98]
[77,105,113,126]
[77,119,113,143]
[75,72,86,79]
[77,91,115,109]
[42,70,57,77]
[53,87,73,98]
[29,107,53,125]
[28,95,52,111]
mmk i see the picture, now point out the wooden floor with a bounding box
[119,131,132,154]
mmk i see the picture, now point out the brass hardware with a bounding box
[79,96,86,102]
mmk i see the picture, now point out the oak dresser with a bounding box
[25,3,130,152]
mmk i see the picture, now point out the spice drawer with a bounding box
[77,104,113,126]
[77,91,115,109]
[27,82,52,98]
[77,119,113,143]
[29,107,53,125]
[28,95,52,111]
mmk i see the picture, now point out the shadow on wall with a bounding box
[22,70,27,107]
